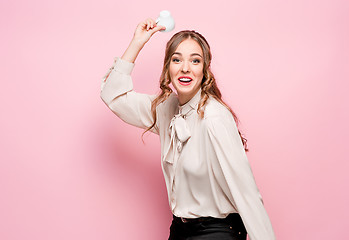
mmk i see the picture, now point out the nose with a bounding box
[181,60,190,73]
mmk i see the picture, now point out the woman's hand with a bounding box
[121,18,166,63]
[132,18,166,46]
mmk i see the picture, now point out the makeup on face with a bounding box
[178,76,193,85]
[169,39,204,104]
[171,52,202,87]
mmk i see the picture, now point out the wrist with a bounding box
[130,38,146,49]
[121,39,145,63]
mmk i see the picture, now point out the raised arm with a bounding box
[100,19,166,134]
[121,18,165,63]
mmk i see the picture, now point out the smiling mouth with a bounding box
[178,77,192,84]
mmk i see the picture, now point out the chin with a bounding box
[176,87,193,95]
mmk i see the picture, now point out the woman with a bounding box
[100,18,276,240]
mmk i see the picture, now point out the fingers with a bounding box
[149,25,166,34]
[134,18,166,43]
[145,18,156,31]
[139,18,166,33]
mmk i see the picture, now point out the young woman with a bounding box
[100,18,276,240]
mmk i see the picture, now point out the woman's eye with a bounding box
[172,58,180,63]
[192,59,200,64]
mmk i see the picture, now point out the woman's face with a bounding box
[169,38,204,105]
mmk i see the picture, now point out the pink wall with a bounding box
[1,0,348,239]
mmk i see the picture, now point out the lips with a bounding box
[178,76,193,86]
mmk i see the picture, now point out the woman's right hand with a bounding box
[132,18,166,46]
[121,18,166,63]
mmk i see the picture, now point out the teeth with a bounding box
[179,78,192,82]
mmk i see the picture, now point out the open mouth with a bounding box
[178,77,193,85]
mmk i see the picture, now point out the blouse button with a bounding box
[177,142,183,152]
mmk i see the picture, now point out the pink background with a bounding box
[1,0,348,239]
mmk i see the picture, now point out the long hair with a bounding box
[143,30,248,152]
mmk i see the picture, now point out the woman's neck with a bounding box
[177,88,201,106]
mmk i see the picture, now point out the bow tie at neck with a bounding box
[162,89,202,164]
[163,110,192,164]
[170,111,193,141]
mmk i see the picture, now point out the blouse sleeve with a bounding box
[100,57,159,134]
[204,114,276,240]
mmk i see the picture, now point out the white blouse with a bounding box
[100,57,276,240]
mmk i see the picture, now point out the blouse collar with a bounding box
[178,88,202,116]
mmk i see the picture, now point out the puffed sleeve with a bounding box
[100,57,159,134]
[204,114,276,240]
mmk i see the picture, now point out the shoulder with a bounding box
[201,98,242,145]
[156,92,178,115]
[203,97,233,120]
[158,92,178,108]
[201,97,239,132]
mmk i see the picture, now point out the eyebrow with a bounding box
[172,52,203,58]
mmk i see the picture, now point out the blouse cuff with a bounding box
[100,57,134,104]
[113,57,135,75]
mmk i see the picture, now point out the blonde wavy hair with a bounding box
[144,30,248,152]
